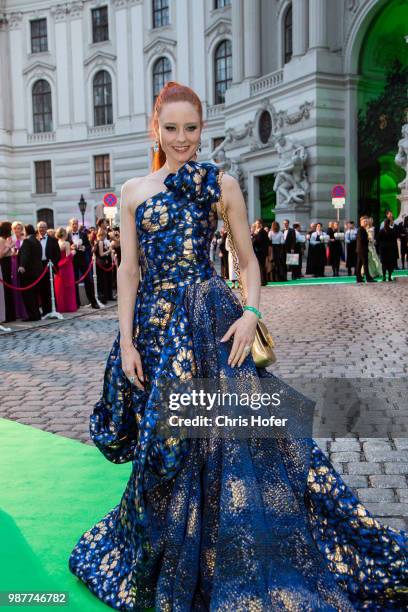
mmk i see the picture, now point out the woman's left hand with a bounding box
[220,310,259,367]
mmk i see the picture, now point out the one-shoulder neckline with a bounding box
[134,159,219,220]
[135,189,169,220]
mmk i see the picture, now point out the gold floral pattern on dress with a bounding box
[148,297,173,329]
[141,200,169,232]
[172,347,196,379]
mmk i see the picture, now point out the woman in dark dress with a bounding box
[95,228,114,303]
[268,221,285,281]
[377,218,399,281]
[327,221,343,276]
[305,222,316,276]
[0,221,16,322]
[252,218,270,286]
[399,216,408,269]
[309,222,327,277]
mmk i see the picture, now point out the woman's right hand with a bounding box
[121,343,145,391]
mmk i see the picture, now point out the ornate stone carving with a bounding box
[395,123,408,223]
[273,135,310,210]
[348,0,360,13]
[7,12,23,30]
[395,123,408,191]
[51,1,84,21]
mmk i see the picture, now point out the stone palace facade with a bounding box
[0,0,406,228]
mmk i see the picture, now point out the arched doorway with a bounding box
[357,0,408,226]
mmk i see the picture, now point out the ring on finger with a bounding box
[244,345,251,353]
[128,375,136,384]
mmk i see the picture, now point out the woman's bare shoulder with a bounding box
[218,171,242,209]
[121,172,166,213]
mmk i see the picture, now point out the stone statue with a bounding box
[395,123,408,191]
[395,123,408,223]
[273,137,310,209]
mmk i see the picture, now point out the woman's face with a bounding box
[156,101,201,168]
[316,224,322,232]
[13,224,23,237]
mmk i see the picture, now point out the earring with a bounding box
[196,140,202,153]
[153,140,160,153]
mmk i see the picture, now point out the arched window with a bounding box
[93,70,113,126]
[32,79,52,133]
[36,208,54,228]
[214,40,232,105]
[152,57,172,106]
[284,4,293,64]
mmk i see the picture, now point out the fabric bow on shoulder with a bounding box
[163,160,221,205]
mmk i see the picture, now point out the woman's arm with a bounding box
[218,174,260,368]
[117,179,145,390]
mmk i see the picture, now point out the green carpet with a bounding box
[0,418,133,611]
[227,269,408,288]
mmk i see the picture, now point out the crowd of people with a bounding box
[1,209,406,325]
[213,210,408,286]
[0,218,120,324]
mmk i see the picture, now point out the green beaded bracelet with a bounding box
[243,305,262,319]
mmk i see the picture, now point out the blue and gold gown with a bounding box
[69,160,407,611]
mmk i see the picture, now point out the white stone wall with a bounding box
[0,0,391,227]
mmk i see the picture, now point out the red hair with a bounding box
[149,81,204,172]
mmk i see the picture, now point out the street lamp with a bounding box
[78,194,87,227]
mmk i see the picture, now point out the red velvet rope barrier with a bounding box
[0,264,49,291]
[95,259,117,272]
[1,254,116,292]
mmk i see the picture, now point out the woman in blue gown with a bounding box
[68,82,407,611]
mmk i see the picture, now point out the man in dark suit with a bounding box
[356,216,375,283]
[18,225,42,321]
[36,221,61,315]
[282,218,297,281]
[67,218,99,309]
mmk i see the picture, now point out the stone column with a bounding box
[115,1,130,118]
[232,0,244,83]
[308,0,328,50]
[243,0,261,79]
[292,0,308,57]
[55,12,70,126]
[70,8,86,125]
[130,1,145,116]
[8,13,24,131]
[176,0,190,85]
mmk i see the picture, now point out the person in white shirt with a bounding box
[345,221,357,275]
[268,221,285,282]
[293,222,306,279]
[36,221,61,315]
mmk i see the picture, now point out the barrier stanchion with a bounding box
[42,261,64,321]
[92,254,105,308]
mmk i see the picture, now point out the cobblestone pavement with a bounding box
[1,278,407,530]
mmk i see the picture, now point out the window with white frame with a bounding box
[214,40,232,105]
[93,70,113,126]
[152,0,170,28]
[152,57,172,106]
[92,6,109,43]
[35,161,52,194]
[94,155,111,190]
[215,0,231,9]
[32,80,53,133]
[284,4,293,64]
[31,18,48,53]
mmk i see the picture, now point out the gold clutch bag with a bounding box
[217,170,276,367]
